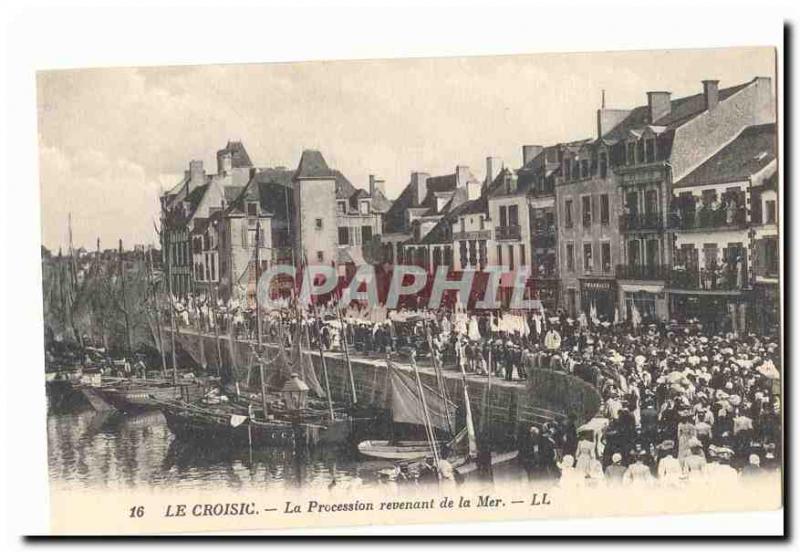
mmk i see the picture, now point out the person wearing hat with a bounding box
[557,455,583,489]
[656,440,682,487]
[740,454,763,480]
[683,445,707,482]
[605,453,627,485]
[622,452,654,487]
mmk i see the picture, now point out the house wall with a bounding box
[293,178,338,266]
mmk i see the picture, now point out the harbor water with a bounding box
[47,408,389,492]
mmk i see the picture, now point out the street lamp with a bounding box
[281,373,310,411]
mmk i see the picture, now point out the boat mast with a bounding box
[302,252,335,420]
[255,221,269,419]
[147,245,168,379]
[409,356,442,479]
[336,293,357,405]
[426,325,453,436]
[118,239,133,359]
[164,222,178,384]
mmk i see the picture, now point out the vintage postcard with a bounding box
[37,46,782,535]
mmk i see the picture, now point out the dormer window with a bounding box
[337,200,347,214]
[360,200,370,215]
[645,138,656,163]
[246,202,258,217]
[636,140,645,164]
[599,151,608,178]
[626,142,636,166]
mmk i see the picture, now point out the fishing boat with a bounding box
[357,360,456,461]
[93,377,205,413]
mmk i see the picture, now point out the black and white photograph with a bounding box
[0,4,787,537]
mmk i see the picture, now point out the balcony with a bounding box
[531,227,556,248]
[495,224,522,241]
[667,209,747,231]
[616,263,671,281]
[452,229,492,241]
[670,267,745,291]
[619,213,662,232]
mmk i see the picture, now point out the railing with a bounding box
[531,231,556,248]
[619,213,662,231]
[667,210,747,231]
[452,229,492,241]
[615,263,671,281]
[495,224,522,241]
[670,267,745,291]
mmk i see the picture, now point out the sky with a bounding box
[37,46,775,252]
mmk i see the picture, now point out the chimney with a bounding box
[522,145,543,166]
[218,151,233,174]
[410,172,430,206]
[455,165,471,188]
[466,180,481,201]
[369,174,386,197]
[188,160,205,193]
[646,91,672,123]
[485,156,503,185]
[703,79,719,110]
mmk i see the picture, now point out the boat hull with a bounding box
[159,402,317,449]
[357,439,445,460]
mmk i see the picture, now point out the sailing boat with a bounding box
[357,360,456,460]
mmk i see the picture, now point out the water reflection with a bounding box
[48,410,386,492]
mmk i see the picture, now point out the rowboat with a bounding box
[357,439,447,460]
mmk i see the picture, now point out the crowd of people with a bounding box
[167,291,782,490]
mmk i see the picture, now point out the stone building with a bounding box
[668,122,777,334]
[161,141,255,297]
[555,138,622,319]
[600,77,775,322]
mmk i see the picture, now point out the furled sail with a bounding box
[291,320,326,398]
[386,362,456,432]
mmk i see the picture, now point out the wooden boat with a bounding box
[356,360,456,461]
[358,439,447,460]
[157,397,330,449]
[94,380,204,413]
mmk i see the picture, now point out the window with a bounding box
[601,242,611,272]
[508,205,519,227]
[460,241,468,268]
[210,254,216,281]
[582,196,592,227]
[600,194,610,224]
[338,227,349,245]
[766,200,776,224]
[496,245,503,266]
[316,251,324,262]
[645,138,656,163]
[246,202,258,216]
[499,206,507,227]
[360,201,370,215]
[479,215,485,230]
[626,142,635,165]
[337,201,347,214]
[520,244,526,266]
[599,151,608,178]
[636,140,645,164]
[508,245,515,271]
[361,225,373,243]
[564,160,571,180]
[315,218,324,230]
[564,199,573,228]
[566,243,575,272]
[764,237,778,274]
[581,160,589,179]
[583,243,593,272]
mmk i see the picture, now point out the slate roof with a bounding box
[674,123,777,189]
[370,188,393,213]
[603,80,753,143]
[419,194,489,245]
[293,149,337,180]
[217,141,254,168]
